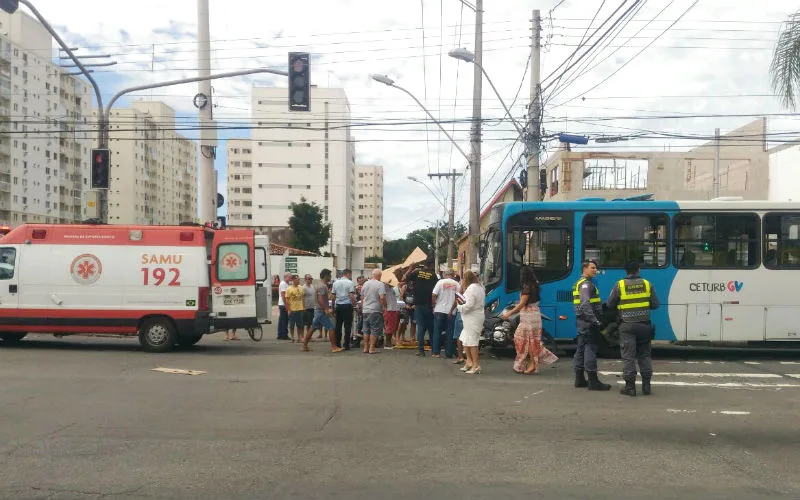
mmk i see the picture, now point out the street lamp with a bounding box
[370,74,471,162]
[448,48,525,137]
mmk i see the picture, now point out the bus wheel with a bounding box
[138,318,176,353]
[176,333,204,347]
[0,333,26,343]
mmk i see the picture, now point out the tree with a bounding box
[771,12,800,108]
[382,221,468,266]
[365,255,383,263]
[287,197,331,253]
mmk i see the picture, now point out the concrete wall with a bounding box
[543,119,769,202]
[768,143,800,201]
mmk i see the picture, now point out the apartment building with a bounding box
[542,119,769,202]
[103,101,197,224]
[354,165,384,259]
[0,10,93,225]
[227,86,362,266]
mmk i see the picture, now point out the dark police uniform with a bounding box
[572,277,610,390]
[607,274,660,396]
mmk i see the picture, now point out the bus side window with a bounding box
[674,213,759,269]
[0,248,16,280]
[764,214,800,269]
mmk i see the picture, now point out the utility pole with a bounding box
[428,168,463,270]
[527,9,542,202]
[713,127,720,198]
[197,0,217,223]
[468,0,483,268]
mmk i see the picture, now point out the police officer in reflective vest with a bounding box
[572,260,611,391]
[607,261,660,396]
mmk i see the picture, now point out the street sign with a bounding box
[285,257,298,274]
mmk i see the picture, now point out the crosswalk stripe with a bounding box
[599,371,781,378]
[615,380,800,388]
[786,374,800,379]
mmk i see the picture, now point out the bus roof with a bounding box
[498,199,800,216]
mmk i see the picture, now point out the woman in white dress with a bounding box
[456,270,486,374]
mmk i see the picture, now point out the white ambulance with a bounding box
[0,223,271,352]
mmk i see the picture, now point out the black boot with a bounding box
[620,378,636,397]
[587,371,611,391]
[642,376,651,396]
[574,370,588,388]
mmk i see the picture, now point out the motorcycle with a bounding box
[481,304,557,355]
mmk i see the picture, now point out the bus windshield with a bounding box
[482,226,503,291]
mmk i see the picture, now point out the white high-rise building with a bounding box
[354,165,384,259]
[227,86,363,267]
[101,101,198,225]
[0,10,93,225]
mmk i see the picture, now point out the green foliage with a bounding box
[287,197,331,253]
[382,221,468,266]
[771,12,800,109]
[365,255,383,263]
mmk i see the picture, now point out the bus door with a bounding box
[581,212,673,341]
[506,211,574,339]
[210,231,259,330]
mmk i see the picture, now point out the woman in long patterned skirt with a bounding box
[501,265,558,374]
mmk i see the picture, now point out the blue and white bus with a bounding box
[480,198,800,351]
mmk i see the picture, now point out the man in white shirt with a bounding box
[432,269,460,358]
[277,272,291,340]
[331,269,357,350]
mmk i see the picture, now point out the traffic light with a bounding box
[288,52,310,112]
[91,148,110,189]
[0,0,19,14]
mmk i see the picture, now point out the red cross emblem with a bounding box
[70,254,103,285]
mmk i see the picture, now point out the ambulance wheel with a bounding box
[0,333,26,343]
[138,318,177,352]
[177,333,204,347]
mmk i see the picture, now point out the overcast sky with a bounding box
[20,0,800,238]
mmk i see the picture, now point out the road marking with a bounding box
[786,374,800,379]
[616,380,800,388]
[515,389,545,404]
[744,361,761,365]
[667,409,751,415]
[151,367,206,376]
[780,361,800,365]
[599,371,781,378]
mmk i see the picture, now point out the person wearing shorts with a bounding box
[304,268,341,353]
[302,274,316,339]
[360,269,387,354]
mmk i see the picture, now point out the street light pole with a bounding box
[468,0,483,268]
[370,75,470,163]
[408,176,448,272]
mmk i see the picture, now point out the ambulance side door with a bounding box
[0,246,20,310]
[211,239,257,329]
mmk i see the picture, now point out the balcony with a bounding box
[0,141,9,157]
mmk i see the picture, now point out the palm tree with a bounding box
[771,11,800,109]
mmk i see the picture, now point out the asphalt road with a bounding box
[1,329,799,499]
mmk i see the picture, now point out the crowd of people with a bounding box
[258,256,556,376]
[229,256,658,396]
